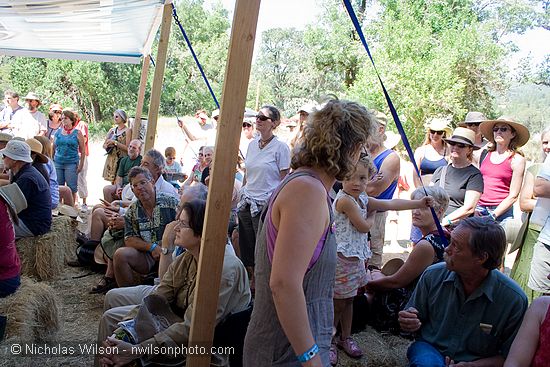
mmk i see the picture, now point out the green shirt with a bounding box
[117,155,142,186]
[406,262,527,362]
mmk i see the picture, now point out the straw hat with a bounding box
[22,92,41,103]
[0,140,33,163]
[479,116,530,147]
[371,110,388,126]
[0,183,28,224]
[443,127,480,150]
[381,258,404,276]
[25,138,48,163]
[57,204,83,223]
[426,117,452,136]
[49,103,63,113]
[458,111,487,127]
[384,131,401,150]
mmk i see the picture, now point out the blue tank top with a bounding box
[373,149,398,199]
[54,129,79,164]
[420,156,447,175]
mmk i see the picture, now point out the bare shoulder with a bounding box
[530,296,550,316]
[511,153,526,167]
[274,175,328,216]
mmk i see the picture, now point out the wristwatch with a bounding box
[161,247,174,255]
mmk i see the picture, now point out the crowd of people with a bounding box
[1,89,549,367]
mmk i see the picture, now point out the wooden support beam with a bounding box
[187,0,261,366]
[132,54,150,141]
[144,2,172,152]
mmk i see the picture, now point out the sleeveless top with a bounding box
[373,149,398,199]
[478,152,513,206]
[416,231,449,263]
[532,303,550,367]
[420,155,447,175]
[332,190,371,260]
[54,129,79,164]
[243,171,336,366]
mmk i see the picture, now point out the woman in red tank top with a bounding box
[477,116,529,222]
[504,287,550,367]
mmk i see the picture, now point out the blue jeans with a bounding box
[407,341,445,367]
[0,275,20,298]
[55,161,78,193]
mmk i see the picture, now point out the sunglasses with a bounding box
[242,122,252,128]
[466,122,482,127]
[256,115,271,122]
[447,141,467,148]
[493,126,509,133]
[430,130,444,135]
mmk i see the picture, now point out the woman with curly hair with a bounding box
[243,99,376,367]
[237,105,291,285]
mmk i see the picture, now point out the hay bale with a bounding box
[0,277,62,343]
[338,326,410,367]
[17,216,77,280]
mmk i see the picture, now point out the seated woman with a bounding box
[362,186,449,333]
[97,199,250,367]
[504,281,550,367]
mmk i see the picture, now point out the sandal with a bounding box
[90,276,117,294]
[337,337,363,358]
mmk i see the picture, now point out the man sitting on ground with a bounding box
[0,140,51,238]
[91,166,178,293]
[103,139,142,202]
[399,216,528,367]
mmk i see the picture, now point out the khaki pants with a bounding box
[369,212,388,268]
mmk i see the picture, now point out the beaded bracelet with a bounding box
[296,343,319,363]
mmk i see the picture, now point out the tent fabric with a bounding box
[0,0,166,64]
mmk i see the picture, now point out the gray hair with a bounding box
[410,186,449,219]
[182,183,208,201]
[145,149,165,170]
[128,166,153,183]
[459,216,506,270]
[115,109,128,123]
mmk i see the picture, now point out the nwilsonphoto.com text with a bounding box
[2,343,234,357]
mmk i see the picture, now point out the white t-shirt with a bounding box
[242,136,291,202]
[536,159,550,245]
[1,106,40,139]
[30,110,47,133]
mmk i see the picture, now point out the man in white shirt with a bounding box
[23,92,47,135]
[0,91,40,139]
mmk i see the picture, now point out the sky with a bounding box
[204,0,549,70]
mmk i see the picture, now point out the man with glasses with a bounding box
[458,111,489,166]
[23,92,47,135]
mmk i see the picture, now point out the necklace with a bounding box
[259,135,275,149]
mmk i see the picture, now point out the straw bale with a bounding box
[338,326,410,367]
[0,277,61,343]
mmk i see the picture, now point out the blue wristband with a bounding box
[296,343,319,363]
[148,242,158,254]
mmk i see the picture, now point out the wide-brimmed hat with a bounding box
[479,116,530,147]
[381,258,404,276]
[25,138,48,163]
[443,127,480,150]
[458,111,487,127]
[211,109,220,119]
[0,183,27,224]
[49,103,63,113]
[384,131,401,150]
[0,140,33,163]
[298,103,317,115]
[23,92,41,103]
[426,117,452,136]
[57,204,83,223]
[0,132,13,143]
[370,110,388,126]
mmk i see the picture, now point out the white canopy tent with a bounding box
[0,0,165,64]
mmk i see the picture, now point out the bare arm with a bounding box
[159,221,177,278]
[519,170,537,212]
[534,176,550,198]
[503,297,548,367]
[368,196,432,212]
[366,241,434,290]
[366,152,400,197]
[493,155,525,218]
[335,195,375,233]
[178,120,203,142]
[270,177,328,367]
[412,147,425,188]
[124,236,152,252]
[279,169,289,181]
[448,355,504,367]
[443,190,481,224]
[77,131,86,173]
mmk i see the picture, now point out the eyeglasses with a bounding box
[493,126,509,133]
[466,122,482,127]
[447,141,467,148]
[256,115,271,122]
[430,130,444,135]
[175,220,191,229]
[242,122,252,128]
[131,179,151,189]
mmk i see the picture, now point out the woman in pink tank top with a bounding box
[504,287,550,367]
[477,116,529,222]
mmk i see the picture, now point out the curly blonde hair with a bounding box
[291,99,376,181]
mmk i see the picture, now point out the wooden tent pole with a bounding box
[186,0,261,366]
[144,1,172,151]
[132,54,151,141]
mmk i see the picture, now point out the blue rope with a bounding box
[342,0,448,245]
[171,3,220,109]
[149,54,156,67]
